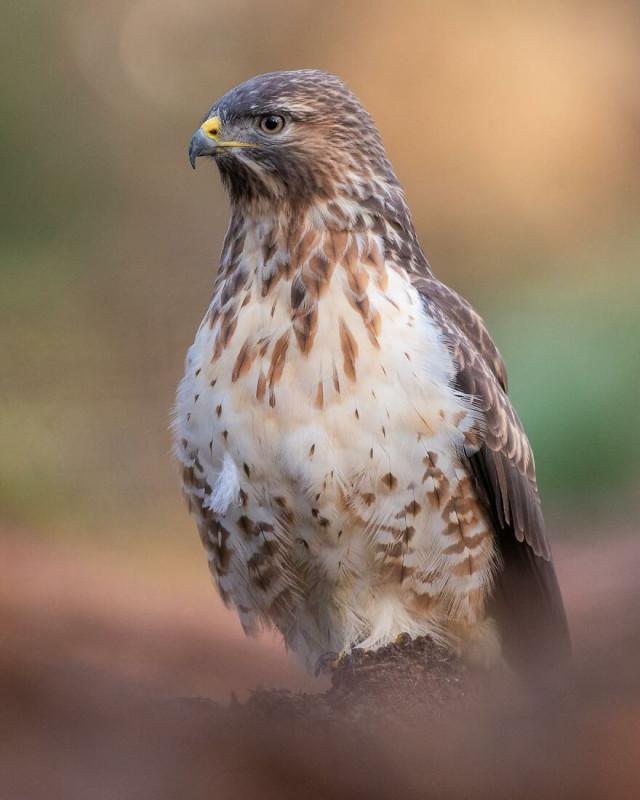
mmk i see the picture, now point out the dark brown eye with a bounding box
[258,114,285,134]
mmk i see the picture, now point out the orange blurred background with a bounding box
[1,0,639,707]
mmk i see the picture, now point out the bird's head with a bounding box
[188,70,398,217]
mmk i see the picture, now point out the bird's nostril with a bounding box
[202,119,220,139]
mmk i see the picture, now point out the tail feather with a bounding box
[490,533,571,678]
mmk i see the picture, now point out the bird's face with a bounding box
[188,70,389,211]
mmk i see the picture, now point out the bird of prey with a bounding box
[175,70,569,676]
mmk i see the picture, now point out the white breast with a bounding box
[174,228,494,669]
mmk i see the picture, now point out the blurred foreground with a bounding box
[2,523,639,799]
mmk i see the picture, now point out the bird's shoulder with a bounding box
[412,273,547,558]
[412,275,508,391]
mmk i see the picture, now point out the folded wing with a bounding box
[415,276,570,675]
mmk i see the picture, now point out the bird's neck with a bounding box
[218,182,430,294]
[203,200,431,367]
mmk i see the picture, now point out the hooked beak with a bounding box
[189,128,216,168]
[188,115,258,169]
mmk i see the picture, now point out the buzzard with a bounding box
[175,70,569,676]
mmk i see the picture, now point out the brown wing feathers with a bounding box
[416,276,570,674]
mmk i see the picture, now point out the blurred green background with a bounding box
[2,0,639,545]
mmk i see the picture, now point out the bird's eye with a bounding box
[258,114,285,134]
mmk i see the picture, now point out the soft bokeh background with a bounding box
[2,0,639,734]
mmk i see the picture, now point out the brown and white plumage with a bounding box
[175,70,569,675]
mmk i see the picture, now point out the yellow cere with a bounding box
[200,115,259,149]
[201,117,221,140]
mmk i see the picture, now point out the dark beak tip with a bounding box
[188,142,198,170]
[188,128,216,170]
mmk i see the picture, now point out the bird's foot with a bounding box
[314,650,341,677]
[314,646,373,677]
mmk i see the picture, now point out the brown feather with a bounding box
[414,276,570,672]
